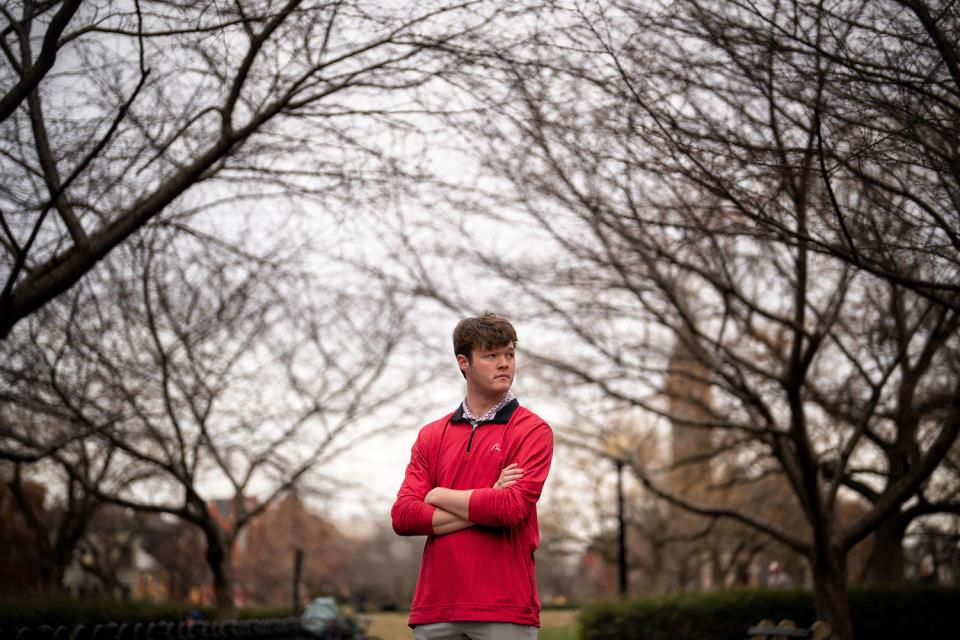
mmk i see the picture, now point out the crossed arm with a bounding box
[428,463,522,535]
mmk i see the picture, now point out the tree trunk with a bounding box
[861,513,907,585]
[203,525,237,621]
[811,545,854,640]
[292,548,304,616]
[37,557,66,595]
[211,557,237,622]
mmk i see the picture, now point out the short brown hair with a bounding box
[453,313,517,360]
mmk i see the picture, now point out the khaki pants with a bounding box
[413,622,538,640]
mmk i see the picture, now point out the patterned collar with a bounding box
[453,392,517,427]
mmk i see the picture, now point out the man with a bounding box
[767,562,794,588]
[391,314,554,640]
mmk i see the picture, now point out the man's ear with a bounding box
[456,353,469,373]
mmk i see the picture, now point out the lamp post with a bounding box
[614,457,627,597]
[605,433,631,598]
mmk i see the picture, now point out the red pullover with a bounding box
[391,400,553,627]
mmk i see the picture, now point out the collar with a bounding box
[451,393,519,426]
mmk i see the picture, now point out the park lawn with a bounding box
[539,609,580,640]
[365,611,410,640]
[366,610,580,640]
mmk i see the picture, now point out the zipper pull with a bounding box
[467,423,479,452]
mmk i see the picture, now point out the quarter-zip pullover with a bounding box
[391,400,553,627]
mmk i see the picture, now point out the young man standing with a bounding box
[391,314,554,640]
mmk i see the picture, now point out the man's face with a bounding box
[458,342,515,398]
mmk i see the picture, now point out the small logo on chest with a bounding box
[492,443,501,452]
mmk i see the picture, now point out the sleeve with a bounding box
[468,419,553,528]
[391,428,438,536]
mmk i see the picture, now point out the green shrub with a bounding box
[578,586,960,640]
[579,589,812,640]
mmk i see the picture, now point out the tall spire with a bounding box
[664,335,713,488]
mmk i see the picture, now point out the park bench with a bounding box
[744,619,832,640]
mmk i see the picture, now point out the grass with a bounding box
[365,611,412,640]
[365,609,580,640]
[539,609,580,640]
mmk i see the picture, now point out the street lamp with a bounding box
[614,456,627,597]
[605,434,631,598]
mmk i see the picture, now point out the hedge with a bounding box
[578,586,960,640]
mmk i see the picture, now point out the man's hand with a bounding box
[494,463,523,489]
[424,463,524,532]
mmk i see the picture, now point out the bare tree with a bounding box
[0,225,421,618]
[0,0,521,339]
[1,341,157,594]
[0,1,84,122]
[2,457,100,594]
[2,454,121,595]
[371,1,960,637]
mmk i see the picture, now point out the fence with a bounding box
[7,619,308,640]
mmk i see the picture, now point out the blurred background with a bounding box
[1,2,958,639]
